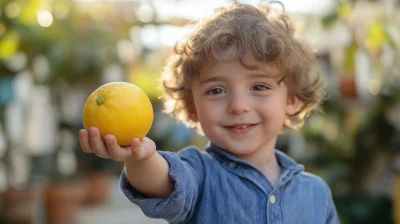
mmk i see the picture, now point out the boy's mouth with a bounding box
[224,123,258,134]
[229,124,252,129]
[225,123,257,128]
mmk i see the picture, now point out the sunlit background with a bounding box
[0,0,399,223]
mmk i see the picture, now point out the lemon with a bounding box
[82,82,153,146]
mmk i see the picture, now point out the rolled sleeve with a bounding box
[120,150,201,223]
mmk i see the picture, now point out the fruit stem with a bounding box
[96,96,105,105]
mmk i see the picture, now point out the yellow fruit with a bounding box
[82,82,153,146]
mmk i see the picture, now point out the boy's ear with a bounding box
[189,111,198,122]
[286,94,304,116]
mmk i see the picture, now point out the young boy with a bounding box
[79,3,339,224]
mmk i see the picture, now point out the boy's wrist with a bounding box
[125,151,158,168]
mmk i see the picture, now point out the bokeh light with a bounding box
[53,3,69,19]
[368,79,382,95]
[37,10,53,27]
[5,2,21,18]
[137,2,154,23]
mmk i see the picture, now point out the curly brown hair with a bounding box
[160,3,325,132]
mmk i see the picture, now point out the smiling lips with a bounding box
[224,123,258,134]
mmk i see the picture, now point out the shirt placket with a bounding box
[266,169,293,224]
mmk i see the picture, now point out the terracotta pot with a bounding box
[84,172,111,206]
[0,186,40,224]
[44,181,87,224]
[339,75,358,99]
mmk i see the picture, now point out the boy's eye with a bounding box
[206,88,225,95]
[251,84,269,91]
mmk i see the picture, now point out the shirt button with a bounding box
[269,195,276,204]
[228,162,237,168]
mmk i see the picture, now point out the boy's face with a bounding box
[190,53,301,157]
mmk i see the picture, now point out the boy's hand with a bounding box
[79,127,156,163]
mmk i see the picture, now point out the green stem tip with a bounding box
[96,96,105,105]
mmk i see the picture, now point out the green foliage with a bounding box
[0,0,131,83]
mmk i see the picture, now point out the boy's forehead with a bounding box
[199,53,281,77]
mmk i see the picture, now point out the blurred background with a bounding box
[0,0,399,223]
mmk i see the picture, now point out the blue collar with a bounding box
[205,142,304,173]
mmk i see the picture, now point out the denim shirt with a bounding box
[120,143,339,224]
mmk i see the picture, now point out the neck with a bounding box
[235,138,282,186]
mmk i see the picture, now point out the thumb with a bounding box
[129,137,156,162]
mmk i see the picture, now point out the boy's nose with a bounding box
[227,93,251,114]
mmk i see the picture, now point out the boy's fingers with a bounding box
[104,134,131,162]
[140,137,156,153]
[88,127,109,159]
[130,138,145,161]
[129,137,156,162]
[79,129,92,153]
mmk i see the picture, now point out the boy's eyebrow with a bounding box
[198,76,225,85]
[249,73,274,79]
[199,72,281,85]
[248,71,282,80]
